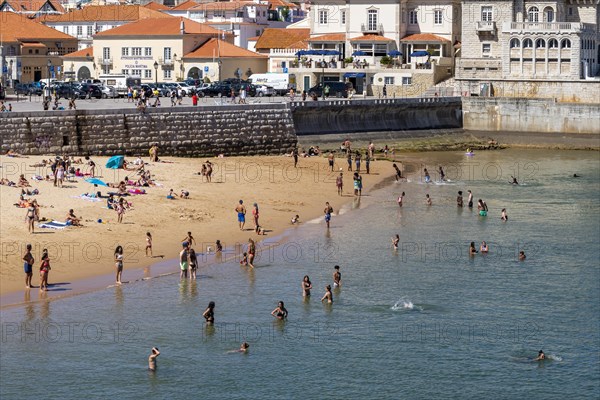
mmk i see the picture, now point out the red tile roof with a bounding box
[0,11,76,42]
[267,0,297,9]
[401,33,450,42]
[95,17,228,36]
[171,0,198,10]
[255,28,310,50]
[184,38,267,58]
[350,34,393,42]
[285,39,308,49]
[1,0,64,14]
[63,46,94,58]
[190,1,256,11]
[37,4,172,22]
[144,1,171,11]
[307,33,345,42]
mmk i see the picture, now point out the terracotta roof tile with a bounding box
[401,33,450,42]
[349,34,393,42]
[285,39,308,49]
[0,11,76,42]
[307,33,345,42]
[95,17,228,36]
[63,46,94,58]
[190,1,256,11]
[254,27,309,49]
[2,0,64,13]
[184,38,267,58]
[143,1,171,11]
[37,5,172,22]
[247,36,260,41]
[171,0,198,10]
[267,0,297,9]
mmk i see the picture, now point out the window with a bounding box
[132,69,142,76]
[544,7,554,22]
[164,47,172,60]
[568,7,573,16]
[63,26,68,34]
[144,70,152,79]
[561,39,571,48]
[402,77,412,85]
[368,9,378,31]
[384,76,394,85]
[145,47,152,56]
[548,39,558,48]
[190,11,204,19]
[236,11,244,18]
[528,7,539,22]
[164,69,172,79]
[77,26,82,36]
[510,38,520,48]
[482,43,491,55]
[122,69,129,75]
[318,9,328,24]
[132,47,142,56]
[256,30,261,36]
[103,47,110,60]
[523,39,533,48]
[341,10,346,25]
[122,47,129,56]
[535,38,546,48]
[481,6,492,22]
[87,25,93,36]
[434,10,443,25]
[409,10,417,25]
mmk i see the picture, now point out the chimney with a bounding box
[180,18,185,35]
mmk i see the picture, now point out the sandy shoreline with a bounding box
[0,152,391,301]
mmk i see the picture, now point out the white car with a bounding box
[100,85,119,98]
[255,84,275,97]
[174,83,194,96]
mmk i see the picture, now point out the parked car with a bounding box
[254,84,275,97]
[54,84,81,99]
[185,78,202,87]
[308,81,351,98]
[15,83,43,96]
[100,85,119,99]
[231,82,256,97]
[148,83,170,97]
[174,82,195,96]
[78,84,103,99]
[196,83,233,98]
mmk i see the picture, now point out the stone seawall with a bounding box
[291,97,463,135]
[462,98,600,134]
[0,104,297,156]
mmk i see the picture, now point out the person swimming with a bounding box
[392,234,399,250]
[534,350,545,361]
[519,251,526,261]
[510,176,519,185]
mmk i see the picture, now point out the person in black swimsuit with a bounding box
[203,301,215,325]
[271,301,288,320]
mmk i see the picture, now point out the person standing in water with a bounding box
[519,251,526,261]
[179,243,189,279]
[148,347,160,371]
[324,202,333,228]
[39,249,50,291]
[424,168,431,183]
[425,194,432,206]
[302,275,312,297]
[203,301,215,325]
[457,191,464,207]
[438,166,445,182]
[114,245,124,284]
[469,242,478,256]
[393,163,402,181]
[23,244,34,289]
[480,241,489,253]
[247,238,256,268]
[467,190,473,208]
[333,265,341,287]
[189,247,198,280]
[321,285,333,304]
[392,234,400,250]
[235,200,246,230]
[501,208,508,221]
[397,192,405,207]
[271,301,288,320]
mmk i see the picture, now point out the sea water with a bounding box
[1,150,598,399]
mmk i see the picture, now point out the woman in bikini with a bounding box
[25,201,37,234]
[202,301,215,325]
[115,246,124,284]
[271,301,288,320]
[39,249,50,291]
[247,238,256,268]
[302,275,312,297]
[321,285,333,304]
[252,203,259,230]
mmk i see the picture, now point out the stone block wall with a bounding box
[0,104,298,157]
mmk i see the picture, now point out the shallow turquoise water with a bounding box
[1,150,599,399]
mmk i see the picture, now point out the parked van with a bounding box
[98,74,140,97]
[308,81,351,98]
[248,73,296,95]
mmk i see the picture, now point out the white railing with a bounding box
[476,21,496,31]
[503,22,583,33]
[270,48,303,56]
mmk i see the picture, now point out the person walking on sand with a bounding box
[179,243,189,280]
[336,172,343,196]
[293,147,299,168]
[116,198,125,223]
[328,151,335,171]
[145,232,153,257]
[115,245,124,284]
[148,347,160,372]
[324,202,333,228]
[236,200,247,230]
[368,142,375,159]
[347,152,352,171]
[252,203,259,230]
[247,238,256,268]
[23,244,34,289]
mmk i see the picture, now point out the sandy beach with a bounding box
[0,152,390,297]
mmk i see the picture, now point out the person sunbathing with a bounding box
[0,178,16,186]
[18,174,31,187]
[29,160,48,167]
[66,209,81,226]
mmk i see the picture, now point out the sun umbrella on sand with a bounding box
[84,178,108,187]
[106,155,124,169]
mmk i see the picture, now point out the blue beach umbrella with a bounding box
[410,50,429,57]
[388,50,403,56]
[84,177,108,187]
[105,155,124,169]
[352,50,367,56]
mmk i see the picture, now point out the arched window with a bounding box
[77,66,91,81]
[548,39,559,48]
[535,38,546,48]
[528,7,539,22]
[561,39,571,49]
[510,38,521,48]
[543,7,554,22]
[523,38,533,48]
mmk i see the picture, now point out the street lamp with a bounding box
[153,61,158,85]
[47,59,52,99]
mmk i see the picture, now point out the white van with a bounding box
[98,74,131,97]
[248,73,296,95]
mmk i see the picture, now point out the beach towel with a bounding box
[72,195,102,202]
[128,189,146,195]
[39,221,69,229]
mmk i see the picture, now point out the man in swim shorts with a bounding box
[235,200,246,230]
[179,242,189,279]
[324,202,333,228]
[333,265,341,287]
[23,244,34,288]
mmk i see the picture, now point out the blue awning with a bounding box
[343,72,366,78]
[410,50,430,57]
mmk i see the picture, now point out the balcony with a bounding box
[158,58,174,67]
[475,21,496,33]
[361,23,384,35]
[502,22,585,34]
[97,58,112,66]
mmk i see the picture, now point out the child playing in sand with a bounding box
[167,189,175,200]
